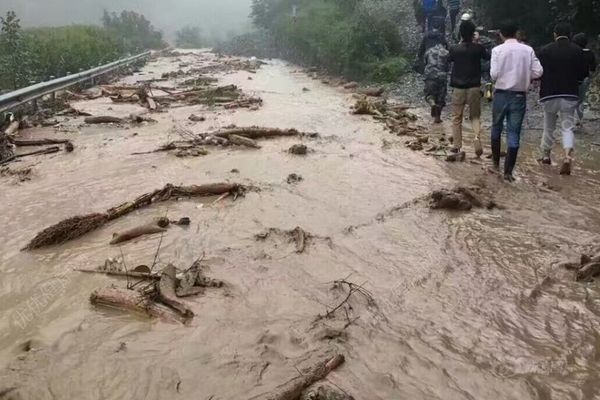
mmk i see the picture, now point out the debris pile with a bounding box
[89,258,224,323]
[25,183,246,250]
[429,186,498,211]
[558,250,600,282]
[255,226,311,253]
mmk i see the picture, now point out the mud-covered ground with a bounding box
[1,50,600,400]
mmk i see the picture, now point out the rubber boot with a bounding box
[491,138,501,170]
[434,106,442,124]
[504,147,519,182]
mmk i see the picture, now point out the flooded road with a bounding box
[1,50,600,399]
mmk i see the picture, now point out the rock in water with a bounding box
[289,144,308,155]
[287,173,304,184]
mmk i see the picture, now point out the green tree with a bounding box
[102,10,166,52]
[0,11,30,89]
[175,26,205,49]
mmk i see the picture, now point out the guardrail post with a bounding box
[32,99,38,112]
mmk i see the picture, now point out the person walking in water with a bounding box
[490,20,543,182]
[448,0,461,37]
[538,23,588,175]
[419,19,449,123]
[572,32,597,126]
[449,20,489,157]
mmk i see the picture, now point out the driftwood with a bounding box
[292,227,306,253]
[249,354,345,400]
[0,146,61,166]
[228,134,261,149]
[215,127,302,140]
[76,268,160,280]
[4,120,20,136]
[110,218,169,245]
[84,116,125,124]
[25,182,244,250]
[12,138,71,146]
[157,265,195,318]
[90,286,183,322]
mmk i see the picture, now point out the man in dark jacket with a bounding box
[449,20,490,157]
[539,22,588,175]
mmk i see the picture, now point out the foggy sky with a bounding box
[0,0,253,39]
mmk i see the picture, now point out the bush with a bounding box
[0,10,165,90]
[25,26,123,81]
[246,0,408,82]
[175,26,205,49]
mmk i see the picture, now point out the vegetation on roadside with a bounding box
[0,10,166,91]
[239,0,408,82]
[175,26,206,49]
[475,0,600,45]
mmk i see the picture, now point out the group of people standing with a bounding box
[416,0,597,181]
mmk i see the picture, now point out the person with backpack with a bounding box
[449,20,490,157]
[538,23,588,175]
[572,32,597,125]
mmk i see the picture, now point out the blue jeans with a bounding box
[491,90,526,148]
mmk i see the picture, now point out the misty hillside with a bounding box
[0,0,253,39]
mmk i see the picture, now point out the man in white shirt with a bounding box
[490,21,543,181]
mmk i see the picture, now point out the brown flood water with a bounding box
[1,50,600,400]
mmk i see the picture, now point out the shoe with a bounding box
[539,156,551,165]
[504,173,515,182]
[559,158,572,175]
[504,147,519,177]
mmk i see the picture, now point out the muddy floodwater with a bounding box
[1,50,600,400]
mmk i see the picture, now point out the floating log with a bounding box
[90,286,183,322]
[110,219,168,245]
[214,127,301,140]
[12,138,71,146]
[75,268,160,280]
[292,227,306,253]
[228,134,261,149]
[249,354,345,400]
[4,120,20,136]
[84,116,125,124]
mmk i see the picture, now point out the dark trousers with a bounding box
[424,78,448,107]
[449,9,460,34]
[491,90,526,174]
[491,90,526,148]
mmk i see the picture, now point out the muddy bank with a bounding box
[0,50,600,400]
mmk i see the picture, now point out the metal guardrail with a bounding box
[0,51,152,114]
